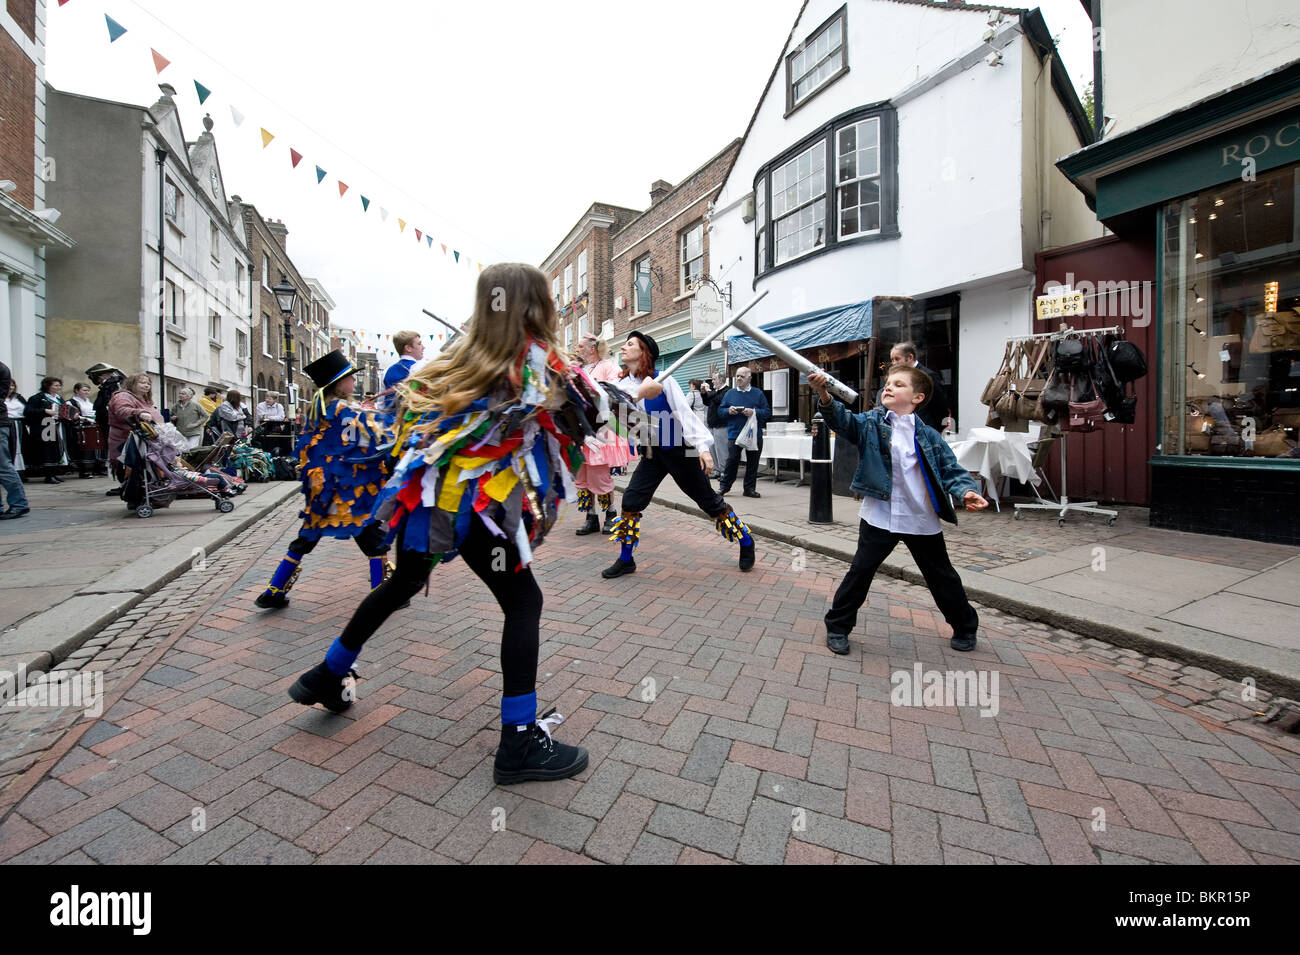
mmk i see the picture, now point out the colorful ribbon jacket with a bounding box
[296,399,397,542]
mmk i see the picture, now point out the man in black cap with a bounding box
[602,330,759,578]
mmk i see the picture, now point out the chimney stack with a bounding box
[650,179,673,205]
[267,218,289,253]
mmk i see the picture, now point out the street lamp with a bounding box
[273,276,298,413]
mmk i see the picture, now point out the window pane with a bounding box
[859,145,879,178]
[839,126,856,155]
[840,208,859,237]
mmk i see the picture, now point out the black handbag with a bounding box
[1104,335,1147,382]
[1054,336,1087,371]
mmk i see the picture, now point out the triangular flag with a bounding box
[230,105,244,127]
[289,148,303,168]
[398,219,406,233]
[478,263,483,272]
[194,81,211,104]
[59,0,73,6]
[360,196,370,212]
[440,243,447,255]
[380,207,388,222]
[338,181,349,197]
[426,235,433,248]
[260,128,274,148]
[453,250,460,263]
[415,229,422,242]
[315,166,326,184]
[105,14,127,42]
[151,49,170,74]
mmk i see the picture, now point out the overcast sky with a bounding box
[45,0,1093,358]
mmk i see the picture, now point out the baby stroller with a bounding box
[180,433,248,496]
[120,419,237,518]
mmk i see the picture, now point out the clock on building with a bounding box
[210,167,221,199]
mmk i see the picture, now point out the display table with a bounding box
[760,431,835,484]
[947,427,1039,509]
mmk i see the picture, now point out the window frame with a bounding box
[836,116,883,241]
[236,328,249,364]
[208,311,222,346]
[679,221,705,293]
[262,252,271,290]
[751,103,899,283]
[769,141,827,268]
[785,4,849,117]
[262,312,274,358]
[578,249,588,296]
[210,221,221,264]
[553,275,561,304]
[563,264,574,305]
[633,255,652,315]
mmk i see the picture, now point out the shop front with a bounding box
[1059,63,1300,543]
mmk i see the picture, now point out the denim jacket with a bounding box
[818,397,978,525]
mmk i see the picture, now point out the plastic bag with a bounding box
[736,413,760,451]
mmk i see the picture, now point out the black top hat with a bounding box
[304,350,356,390]
[84,362,122,378]
[627,330,659,361]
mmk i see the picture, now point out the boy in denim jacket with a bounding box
[809,366,988,653]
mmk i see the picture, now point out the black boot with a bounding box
[601,510,618,534]
[574,513,600,536]
[602,557,636,579]
[288,662,357,713]
[493,710,588,785]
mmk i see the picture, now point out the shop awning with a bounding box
[727,299,873,365]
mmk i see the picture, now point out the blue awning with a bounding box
[727,299,873,363]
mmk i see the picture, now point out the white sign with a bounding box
[1036,287,1086,321]
[690,285,724,340]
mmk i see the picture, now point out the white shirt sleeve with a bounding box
[662,376,713,453]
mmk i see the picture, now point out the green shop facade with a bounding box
[1059,62,1300,545]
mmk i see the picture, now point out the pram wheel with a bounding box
[217,499,235,513]
[136,504,153,518]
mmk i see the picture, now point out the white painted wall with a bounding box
[1102,0,1300,135]
[956,277,1036,437]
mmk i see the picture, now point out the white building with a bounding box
[709,0,1102,433]
[44,84,253,408]
[1,0,72,394]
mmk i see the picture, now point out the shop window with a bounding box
[1160,165,1300,459]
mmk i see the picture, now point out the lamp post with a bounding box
[272,276,299,417]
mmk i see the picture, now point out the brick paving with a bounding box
[1,499,1299,864]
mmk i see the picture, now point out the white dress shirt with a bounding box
[861,410,941,536]
[256,401,285,422]
[616,373,713,454]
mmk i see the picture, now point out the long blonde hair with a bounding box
[402,263,564,418]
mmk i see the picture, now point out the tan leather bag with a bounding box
[981,341,1014,407]
[1251,425,1294,457]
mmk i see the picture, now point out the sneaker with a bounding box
[739,542,756,571]
[255,590,289,609]
[950,633,977,652]
[601,557,636,579]
[574,513,601,536]
[826,632,851,655]
[288,662,357,713]
[493,710,588,785]
[0,506,31,521]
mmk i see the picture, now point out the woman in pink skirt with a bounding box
[573,332,630,535]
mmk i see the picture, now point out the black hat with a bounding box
[627,330,659,361]
[84,362,122,378]
[303,349,356,390]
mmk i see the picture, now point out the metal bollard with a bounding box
[809,412,833,524]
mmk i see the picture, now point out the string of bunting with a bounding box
[74,3,489,274]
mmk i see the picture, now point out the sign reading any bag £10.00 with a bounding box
[1035,287,1086,322]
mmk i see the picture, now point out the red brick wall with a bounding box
[0,30,35,207]
[7,0,35,42]
[548,202,641,353]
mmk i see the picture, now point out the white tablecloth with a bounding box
[757,431,835,482]
[947,427,1039,505]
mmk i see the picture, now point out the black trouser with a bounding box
[719,437,762,495]
[621,444,728,518]
[337,516,542,697]
[289,520,388,559]
[825,519,979,640]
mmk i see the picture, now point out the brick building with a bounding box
[228,200,322,416]
[609,139,742,389]
[540,201,641,360]
[1,0,72,393]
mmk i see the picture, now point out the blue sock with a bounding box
[620,541,635,562]
[501,691,537,727]
[324,637,360,675]
[739,526,753,546]
[369,556,386,589]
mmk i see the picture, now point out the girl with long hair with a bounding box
[255,351,396,609]
[287,263,616,785]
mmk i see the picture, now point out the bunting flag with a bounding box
[440,243,447,255]
[105,14,127,42]
[194,80,211,104]
[415,229,422,242]
[380,207,388,222]
[453,251,460,263]
[398,219,407,233]
[289,148,303,168]
[426,235,433,248]
[315,165,326,184]
[260,127,274,148]
[151,49,170,74]
[478,263,483,271]
[361,196,370,212]
[338,181,349,198]
[230,105,244,127]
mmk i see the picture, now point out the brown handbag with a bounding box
[1250,425,1294,457]
[1248,311,1300,352]
[981,341,1014,407]
[993,343,1024,416]
[1015,339,1051,421]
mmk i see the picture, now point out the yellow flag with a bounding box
[260,128,274,148]
[398,218,407,233]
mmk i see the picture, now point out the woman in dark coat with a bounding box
[23,376,69,483]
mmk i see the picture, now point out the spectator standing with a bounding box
[718,366,771,498]
[379,330,425,414]
[3,377,28,484]
[171,388,207,449]
[0,360,30,519]
[85,363,123,477]
[888,341,950,432]
[213,389,248,440]
[66,382,102,477]
[107,373,163,470]
[23,376,69,484]
[255,391,286,424]
[703,374,731,479]
[197,386,222,417]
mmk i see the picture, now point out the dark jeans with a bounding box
[719,438,762,494]
[0,423,27,509]
[825,519,978,640]
[288,521,388,559]
[621,444,727,518]
[337,516,542,697]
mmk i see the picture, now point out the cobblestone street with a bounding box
[1,500,1298,865]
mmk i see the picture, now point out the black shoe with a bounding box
[288,662,357,713]
[255,590,289,609]
[718,485,732,495]
[574,513,601,536]
[79,473,91,479]
[739,542,756,571]
[600,511,618,534]
[950,633,977,652]
[0,506,31,521]
[743,490,762,498]
[826,632,850,655]
[493,711,588,785]
[105,487,122,496]
[44,475,60,484]
[601,557,636,579]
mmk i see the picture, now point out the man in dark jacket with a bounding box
[699,378,730,478]
[718,366,771,497]
[85,362,123,478]
[889,342,950,431]
[0,360,30,519]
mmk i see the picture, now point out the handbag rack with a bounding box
[1010,324,1121,527]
